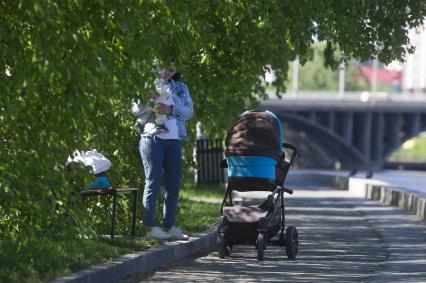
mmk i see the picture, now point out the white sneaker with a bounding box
[167,226,189,240]
[146,227,172,240]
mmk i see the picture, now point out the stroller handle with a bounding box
[283,143,302,157]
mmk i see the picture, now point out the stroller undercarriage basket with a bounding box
[222,204,281,245]
[218,110,301,261]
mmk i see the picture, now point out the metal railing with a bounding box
[195,139,225,183]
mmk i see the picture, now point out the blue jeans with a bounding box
[139,136,182,228]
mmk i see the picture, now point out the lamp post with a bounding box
[371,58,378,93]
[338,54,345,99]
[292,56,299,98]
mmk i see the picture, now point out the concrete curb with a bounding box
[365,184,426,223]
[346,174,426,223]
[51,226,218,283]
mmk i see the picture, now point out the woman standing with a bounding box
[132,66,194,240]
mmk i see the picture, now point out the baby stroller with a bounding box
[218,110,300,261]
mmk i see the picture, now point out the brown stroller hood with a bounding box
[225,111,282,161]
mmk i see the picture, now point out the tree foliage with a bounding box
[1,0,426,239]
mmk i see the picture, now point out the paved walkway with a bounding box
[125,187,426,282]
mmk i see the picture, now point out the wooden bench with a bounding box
[81,188,138,240]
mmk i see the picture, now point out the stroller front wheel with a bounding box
[285,225,299,259]
[218,232,229,258]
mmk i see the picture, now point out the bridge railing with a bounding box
[264,90,426,102]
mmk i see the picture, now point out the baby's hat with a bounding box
[153,59,176,81]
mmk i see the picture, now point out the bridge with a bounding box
[258,91,426,170]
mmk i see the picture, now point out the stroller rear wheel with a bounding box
[285,225,298,259]
[257,232,266,261]
[279,231,285,247]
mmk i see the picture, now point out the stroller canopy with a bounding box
[225,110,283,161]
[224,111,284,188]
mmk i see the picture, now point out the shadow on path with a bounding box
[125,187,426,282]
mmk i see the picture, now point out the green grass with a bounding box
[180,179,225,201]
[389,135,426,162]
[1,181,222,283]
[176,198,220,233]
[0,237,161,283]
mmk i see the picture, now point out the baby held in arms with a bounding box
[132,62,176,135]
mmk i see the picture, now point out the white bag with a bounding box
[67,149,111,174]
